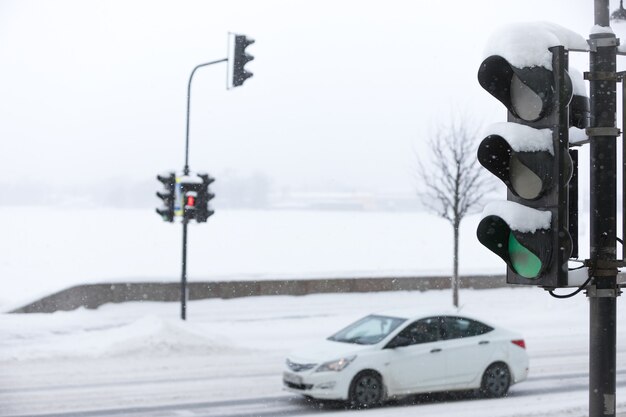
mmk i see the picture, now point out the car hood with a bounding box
[287,339,374,363]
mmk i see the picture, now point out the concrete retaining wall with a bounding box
[11,275,507,314]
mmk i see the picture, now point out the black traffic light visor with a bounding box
[477,215,552,279]
[477,134,554,200]
[198,173,216,185]
[478,55,565,121]
[157,172,176,187]
[477,215,511,261]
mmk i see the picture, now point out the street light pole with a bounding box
[156,33,253,321]
[181,218,189,320]
[179,58,227,320]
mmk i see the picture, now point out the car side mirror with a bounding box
[385,335,411,349]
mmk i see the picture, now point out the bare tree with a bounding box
[416,117,492,308]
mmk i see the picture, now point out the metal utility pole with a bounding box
[179,58,226,321]
[588,1,620,415]
[181,218,189,320]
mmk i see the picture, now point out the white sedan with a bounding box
[283,310,529,408]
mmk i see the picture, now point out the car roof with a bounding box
[371,308,493,326]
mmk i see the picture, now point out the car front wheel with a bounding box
[349,371,384,408]
[480,362,510,398]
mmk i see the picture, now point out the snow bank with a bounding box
[95,315,230,357]
[0,315,237,360]
[484,22,587,69]
[484,122,553,155]
[482,201,551,233]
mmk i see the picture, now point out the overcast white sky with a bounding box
[0,0,613,196]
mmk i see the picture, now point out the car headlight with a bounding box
[315,356,356,372]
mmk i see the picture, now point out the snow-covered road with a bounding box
[3,357,626,417]
[1,288,625,417]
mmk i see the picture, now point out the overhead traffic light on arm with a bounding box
[156,172,176,222]
[231,34,255,88]
[476,45,573,288]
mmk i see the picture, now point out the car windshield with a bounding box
[327,314,407,345]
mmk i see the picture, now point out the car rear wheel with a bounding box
[349,371,384,408]
[480,362,510,398]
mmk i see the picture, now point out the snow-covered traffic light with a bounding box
[156,172,176,222]
[177,172,215,223]
[196,173,216,223]
[476,43,574,288]
[230,34,255,88]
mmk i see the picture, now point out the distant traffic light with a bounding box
[156,172,176,222]
[175,172,216,223]
[231,34,255,87]
[476,46,573,288]
[196,173,216,223]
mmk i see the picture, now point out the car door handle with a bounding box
[478,340,490,345]
[430,348,442,353]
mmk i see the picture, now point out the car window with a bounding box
[441,316,494,340]
[393,317,442,346]
[328,314,406,345]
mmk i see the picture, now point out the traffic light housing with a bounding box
[196,173,216,223]
[476,45,573,288]
[231,34,255,87]
[156,172,176,222]
[177,173,215,223]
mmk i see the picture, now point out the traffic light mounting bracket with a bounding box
[588,35,620,51]
[578,67,626,266]
[548,47,626,287]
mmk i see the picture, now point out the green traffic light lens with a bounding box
[508,233,541,278]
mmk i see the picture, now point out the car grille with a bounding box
[283,380,313,390]
[286,359,317,372]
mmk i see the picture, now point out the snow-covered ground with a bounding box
[0,206,538,312]
[0,206,610,416]
[1,287,624,417]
